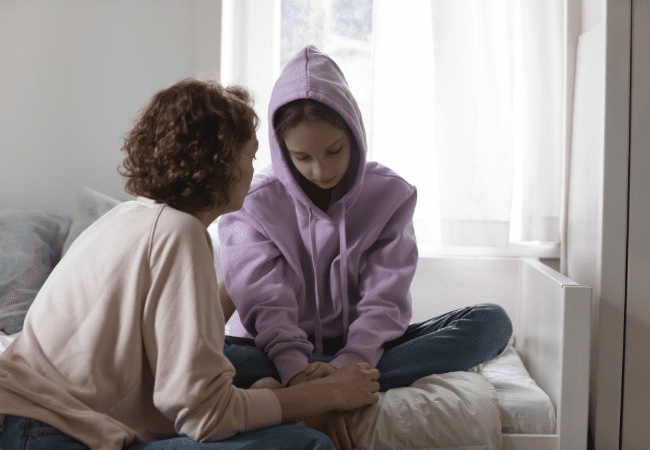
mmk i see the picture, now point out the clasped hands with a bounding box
[289,362,362,450]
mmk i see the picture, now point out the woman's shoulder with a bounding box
[154,203,207,238]
[106,198,207,248]
[113,198,199,233]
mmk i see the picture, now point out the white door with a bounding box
[621,0,650,446]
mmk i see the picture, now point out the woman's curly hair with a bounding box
[119,78,258,214]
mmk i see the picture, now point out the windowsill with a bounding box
[417,241,560,258]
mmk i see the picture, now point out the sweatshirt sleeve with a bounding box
[142,206,282,442]
[218,210,312,386]
[329,186,418,370]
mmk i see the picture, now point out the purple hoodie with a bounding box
[218,45,418,386]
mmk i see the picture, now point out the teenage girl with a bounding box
[0,78,379,450]
[218,45,513,396]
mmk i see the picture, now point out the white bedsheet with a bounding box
[477,344,556,435]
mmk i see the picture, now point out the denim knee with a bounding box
[281,425,336,450]
[475,303,513,353]
[0,415,89,450]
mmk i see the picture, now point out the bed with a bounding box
[0,187,591,450]
[400,256,591,450]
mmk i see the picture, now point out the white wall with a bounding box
[0,1,222,216]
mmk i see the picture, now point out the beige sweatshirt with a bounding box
[0,197,282,449]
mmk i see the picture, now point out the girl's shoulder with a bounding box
[247,170,282,195]
[363,161,416,192]
[242,169,293,206]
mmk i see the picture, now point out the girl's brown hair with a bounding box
[272,99,354,155]
[119,78,258,214]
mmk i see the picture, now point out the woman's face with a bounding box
[195,134,258,227]
[283,120,351,190]
[227,134,258,212]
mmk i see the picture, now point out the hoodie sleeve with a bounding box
[143,206,282,441]
[329,186,418,370]
[218,209,313,386]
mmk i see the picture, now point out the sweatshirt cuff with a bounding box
[329,351,370,369]
[273,349,310,386]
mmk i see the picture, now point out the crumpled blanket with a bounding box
[353,371,503,450]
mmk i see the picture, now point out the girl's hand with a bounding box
[305,361,337,379]
[288,361,337,386]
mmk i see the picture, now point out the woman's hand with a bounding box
[315,361,380,411]
[287,362,361,449]
[305,410,359,450]
[272,361,379,428]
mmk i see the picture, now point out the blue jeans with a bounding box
[225,303,513,391]
[0,415,335,450]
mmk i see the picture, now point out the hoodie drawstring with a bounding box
[309,208,324,354]
[309,205,350,355]
[338,205,350,345]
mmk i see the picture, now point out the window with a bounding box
[221,0,564,258]
[221,0,373,172]
[280,0,373,134]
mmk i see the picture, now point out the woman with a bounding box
[0,78,380,450]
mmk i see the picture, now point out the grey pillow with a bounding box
[0,211,72,335]
[62,187,122,255]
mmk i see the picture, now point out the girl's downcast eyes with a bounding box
[294,147,343,162]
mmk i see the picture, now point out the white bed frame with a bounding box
[409,257,591,450]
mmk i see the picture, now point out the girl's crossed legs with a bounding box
[225,303,513,391]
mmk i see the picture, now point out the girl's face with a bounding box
[283,120,351,190]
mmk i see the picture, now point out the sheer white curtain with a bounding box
[369,0,565,254]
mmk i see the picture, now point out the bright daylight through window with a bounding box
[221,0,564,258]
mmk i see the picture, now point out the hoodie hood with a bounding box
[267,45,370,353]
[268,45,367,215]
